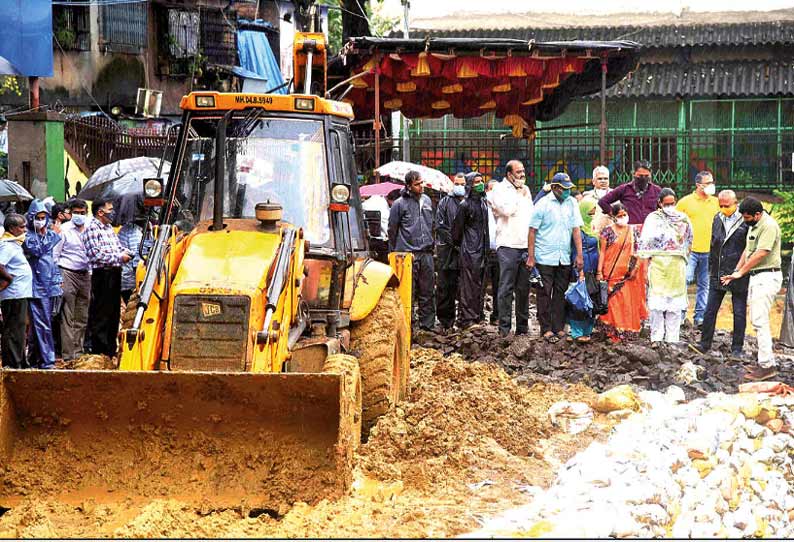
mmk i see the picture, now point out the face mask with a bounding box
[720,206,736,217]
[510,175,526,188]
[72,214,86,227]
[745,217,759,227]
[103,210,116,223]
[703,184,716,196]
[452,185,466,197]
[33,219,47,230]
[555,189,571,202]
[634,176,650,190]
[662,205,677,216]
[616,216,629,226]
[473,182,485,193]
[594,188,609,198]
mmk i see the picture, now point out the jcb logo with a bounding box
[201,302,222,318]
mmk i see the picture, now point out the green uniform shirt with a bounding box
[745,212,781,272]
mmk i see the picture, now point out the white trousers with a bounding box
[649,310,682,343]
[749,270,783,367]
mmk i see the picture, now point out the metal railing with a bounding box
[64,116,173,175]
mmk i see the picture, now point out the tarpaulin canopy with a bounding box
[340,37,640,137]
[237,20,287,94]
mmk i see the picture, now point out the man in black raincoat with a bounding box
[434,172,466,330]
[452,172,490,329]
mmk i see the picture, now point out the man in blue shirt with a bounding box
[527,173,584,343]
[0,213,33,368]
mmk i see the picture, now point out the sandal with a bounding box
[576,336,591,344]
[543,332,559,343]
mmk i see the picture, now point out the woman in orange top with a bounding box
[597,202,649,342]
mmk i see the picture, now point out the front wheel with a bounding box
[350,288,409,438]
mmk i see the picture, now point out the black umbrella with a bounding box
[0,179,34,202]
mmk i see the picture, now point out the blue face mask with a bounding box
[72,214,86,227]
[452,185,466,197]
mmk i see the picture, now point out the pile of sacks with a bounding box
[471,384,794,538]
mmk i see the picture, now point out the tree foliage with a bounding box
[319,0,399,53]
[772,189,794,244]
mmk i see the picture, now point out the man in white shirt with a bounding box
[362,193,391,263]
[53,198,92,361]
[488,160,534,337]
[582,165,612,235]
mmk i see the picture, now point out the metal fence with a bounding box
[353,98,794,195]
[64,116,173,175]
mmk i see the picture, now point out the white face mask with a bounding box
[452,185,466,197]
[594,187,609,198]
[703,184,716,196]
[662,205,677,216]
[34,218,47,230]
[72,214,86,227]
[616,216,629,226]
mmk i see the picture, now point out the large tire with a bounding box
[350,287,409,438]
[322,354,363,450]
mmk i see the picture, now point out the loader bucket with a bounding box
[0,369,357,509]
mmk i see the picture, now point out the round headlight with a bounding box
[331,184,350,203]
[144,179,163,198]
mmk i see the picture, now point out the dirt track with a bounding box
[0,347,612,538]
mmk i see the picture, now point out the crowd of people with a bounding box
[385,160,786,381]
[0,196,140,369]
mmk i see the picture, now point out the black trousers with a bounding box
[483,249,500,323]
[536,263,569,335]
[1,298,29,368]
[497,247,530,334]
[88,267,122,357]
[411,252,436,330]
[436,268,459,328]
[700,279,748,352]
[459,260,485,327]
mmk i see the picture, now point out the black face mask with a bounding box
[634,176,650,190]
[744,218,759,227]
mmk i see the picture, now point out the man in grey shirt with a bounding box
[388,170,436,331]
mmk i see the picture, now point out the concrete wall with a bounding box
[6,112,65,199]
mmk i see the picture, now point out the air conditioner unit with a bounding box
[136,88,163,118]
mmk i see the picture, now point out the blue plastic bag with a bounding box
[565,279,593,316]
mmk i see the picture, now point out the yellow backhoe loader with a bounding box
[0,30,412,510]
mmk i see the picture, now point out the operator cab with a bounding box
[155,93,369,326]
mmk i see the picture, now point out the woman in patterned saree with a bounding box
[598,202,648,342]
[638,188,694,345]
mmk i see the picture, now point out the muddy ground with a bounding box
[1,292,790,538]
[0,348,611,538]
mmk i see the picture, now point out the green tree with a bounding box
[319,0,399,54]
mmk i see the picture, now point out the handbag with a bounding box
[586,273,609,316]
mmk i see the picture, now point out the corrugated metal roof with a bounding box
[604,60,794,98]
[401,20,794,49]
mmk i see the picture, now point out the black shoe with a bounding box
[515,329,528,336]
[498,329,510,338]
[730,349,746,360]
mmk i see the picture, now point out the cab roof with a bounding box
[179,92,354,119]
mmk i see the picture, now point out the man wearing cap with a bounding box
[597,160,662,226]
[489,160,534,337]
[527,172,584,342]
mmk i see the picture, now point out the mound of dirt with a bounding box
[359,347,597,488]
[55,354,116,370]
[0,347,607,538]
[417,324,794,399]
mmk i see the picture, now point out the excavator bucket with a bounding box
[0,369,357,510]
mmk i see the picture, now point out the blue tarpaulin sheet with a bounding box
[237,20,286,94]
[0,0,52,76]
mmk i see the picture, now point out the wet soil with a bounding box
[0,348,610,538]
[416,323,794,400]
